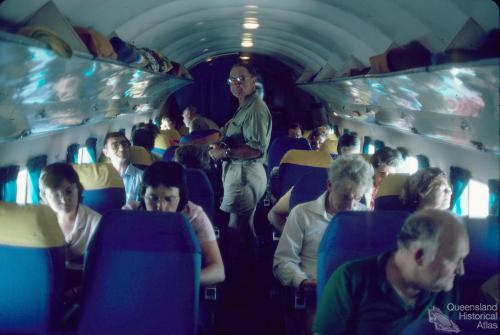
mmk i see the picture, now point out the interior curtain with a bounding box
[362,136,372,154]
[450,166,471,215]
[26,155,47,204]
[416,155,430,169]
[374,140,385,151]
[0,165,20,202]
[86,137,97,163]
[488,179,499,216]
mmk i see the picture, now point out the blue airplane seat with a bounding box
[179,129,221,146]
[317,210,410,302]
[374,174,410,211]
[73,163,126,215]
[267,136,310,176]
[277,150,333,198]
[186,168,215,221]
[77,210,201,335]
[0,202,66,334]
[162,145,178,162]
[289,170,328,211]
[464,215,499,280]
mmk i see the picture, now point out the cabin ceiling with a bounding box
[1,0,498,76]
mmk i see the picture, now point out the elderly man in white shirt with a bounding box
[273,155,374,335]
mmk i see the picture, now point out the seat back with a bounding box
[464,215,499,280]
[267,136,311,175]
[317,210,410,301]
[73,163,126,215]
[278,149,333,198]
[152,129,180,157]
[374,173,409,210]
[179,129,222,146]
[129,145,154,170]
[289,170,328,211]
[78,211,201,335]
[0,202,65,334]
[162,145,178,162]
[319,138,338,155]
[186,168,215,220]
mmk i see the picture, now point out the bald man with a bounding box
[313,209,469,335]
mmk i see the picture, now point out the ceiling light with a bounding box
[243,17,259,29]
[206,57,213,62]
[241,40,253,47]
[203,48,209,52]
[240,55,251,60]
[245,5,258,9]
[200,37,207,42]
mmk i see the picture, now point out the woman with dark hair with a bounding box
[129,161,224,285]
[39,162,101,270]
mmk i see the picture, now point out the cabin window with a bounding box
[0,165,20,203]
[77,147,94,164]
[400,156,419,174]
[16,168,28,204]
[367,143,375,154]
[467,180,489,218]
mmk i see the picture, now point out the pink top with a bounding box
[181,201,216,244]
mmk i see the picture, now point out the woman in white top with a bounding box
[131,161,225,286]
[39,162,101,271]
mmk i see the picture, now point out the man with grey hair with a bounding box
[313,209,469,335]
[273,155,374,335]
[182,105,218,133]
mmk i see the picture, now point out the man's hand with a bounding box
[209,143,227,161]
[300,279,317,293]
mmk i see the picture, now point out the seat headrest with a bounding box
[154,129,180,149]
[376,173,410,198]
[73,163,124,190]
[180,129,222,146]
[280,149,333,168]
[0,202,64,248]
[319,139,338,154]
[130,146,153,166]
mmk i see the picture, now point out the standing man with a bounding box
[102,132,143,203]
[182,106,219,133]
[209,62,272,249]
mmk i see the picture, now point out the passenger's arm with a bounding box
[313,266,353,335]
[272,209,308,288]
[268,188,292,233]
[200,240,225,286]
[209,143,261,161]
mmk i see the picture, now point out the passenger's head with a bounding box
[228,62,257,100]
[141,161,188,212]
[132,127,156,152]
[397,209,469,292]
[174,144,211,171]
[182,106,198,127]
[39,163,83,214]
[287,123,303,139]
[337,133,360,155]
[401,168,452,211]
[326,155,374,212]
[102,132,131,163]
[160,115,175,131]
[308,128,327,150]
[371,147,403,187]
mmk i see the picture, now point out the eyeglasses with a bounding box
[227,76,251,85]
[109,139,131,151]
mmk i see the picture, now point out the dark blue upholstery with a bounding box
[279,165,328,199]
[186,168,215,220]
[82,188,126,215]
[464,215,499,280]
[289,170,328,211]
[267,136,310,175]
[162,145,178,162]
[78,210,201,335]
[0,246,65,333]
[317,211,410,301]
[374,195,406,210]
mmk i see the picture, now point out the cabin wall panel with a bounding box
[336,118,499,183]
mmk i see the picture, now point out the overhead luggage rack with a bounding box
[298,59,500,154]
[0,31,193,142]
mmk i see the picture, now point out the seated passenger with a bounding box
[313,209,469,335]
[400,167,452,211]
[268,187,292,233]
[307,127,327,150]
[173,144,211,171]
[368,146,403,209]
[288,122,303,139]
[160,113,189,136]
[128,161,224,286]
[273,155,373,334]
[336,133,360,156]
[132,122,158,153]
[102,132,143,203]
[39,162,101,271]
[182,105,219,133]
